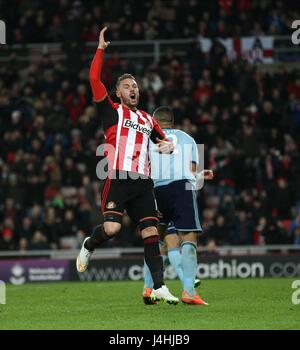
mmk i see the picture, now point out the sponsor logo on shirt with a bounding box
[123,119,151,135]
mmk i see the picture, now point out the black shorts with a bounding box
[101,171,158,229]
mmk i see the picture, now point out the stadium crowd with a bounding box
[1,0,300,251]
[2,0,299,43]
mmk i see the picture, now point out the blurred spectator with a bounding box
[290,213,300,245]
[0,218,15,250]
[253,217,267,245]
[42,207,59,247]
[206,215,231,245]
[18,237,29,252]
[232,211,254,245]
[272,177,293,220]
[202,239,220,257]
[294,228,300,245]
[59,209,80,249]
[142,68,163,94]
[263,221,286,245]
[18,217,34,241]
[28,230,51,250]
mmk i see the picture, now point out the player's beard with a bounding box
[121,93,139,110]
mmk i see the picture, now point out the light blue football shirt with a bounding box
[150,128,198,188]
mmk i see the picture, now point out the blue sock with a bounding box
[181,241,197,296]
[143,255,167,289]
[168,248,183,284]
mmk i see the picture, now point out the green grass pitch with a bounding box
[0,278,299,330]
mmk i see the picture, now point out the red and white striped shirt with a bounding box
[89,48,167,177]
[103,100,166,176]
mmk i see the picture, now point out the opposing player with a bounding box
[143,106,213,305]
[76,27,179,304]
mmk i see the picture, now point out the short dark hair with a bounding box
[153,106,174,124]
[116,74,136,89]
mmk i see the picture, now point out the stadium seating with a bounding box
[0,0,300,250]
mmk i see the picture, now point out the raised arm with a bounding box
[89,27,111,103]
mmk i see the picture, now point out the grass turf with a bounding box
[0,278,299,330]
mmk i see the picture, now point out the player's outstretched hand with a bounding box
[98,26,111,50]
[154,138,174,154]
[202,169,214,180]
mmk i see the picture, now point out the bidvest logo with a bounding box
[123,119,151,135]
[0,20,6,45]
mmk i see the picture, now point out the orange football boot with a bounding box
[142,288,157,305]
[181,291,208,305]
